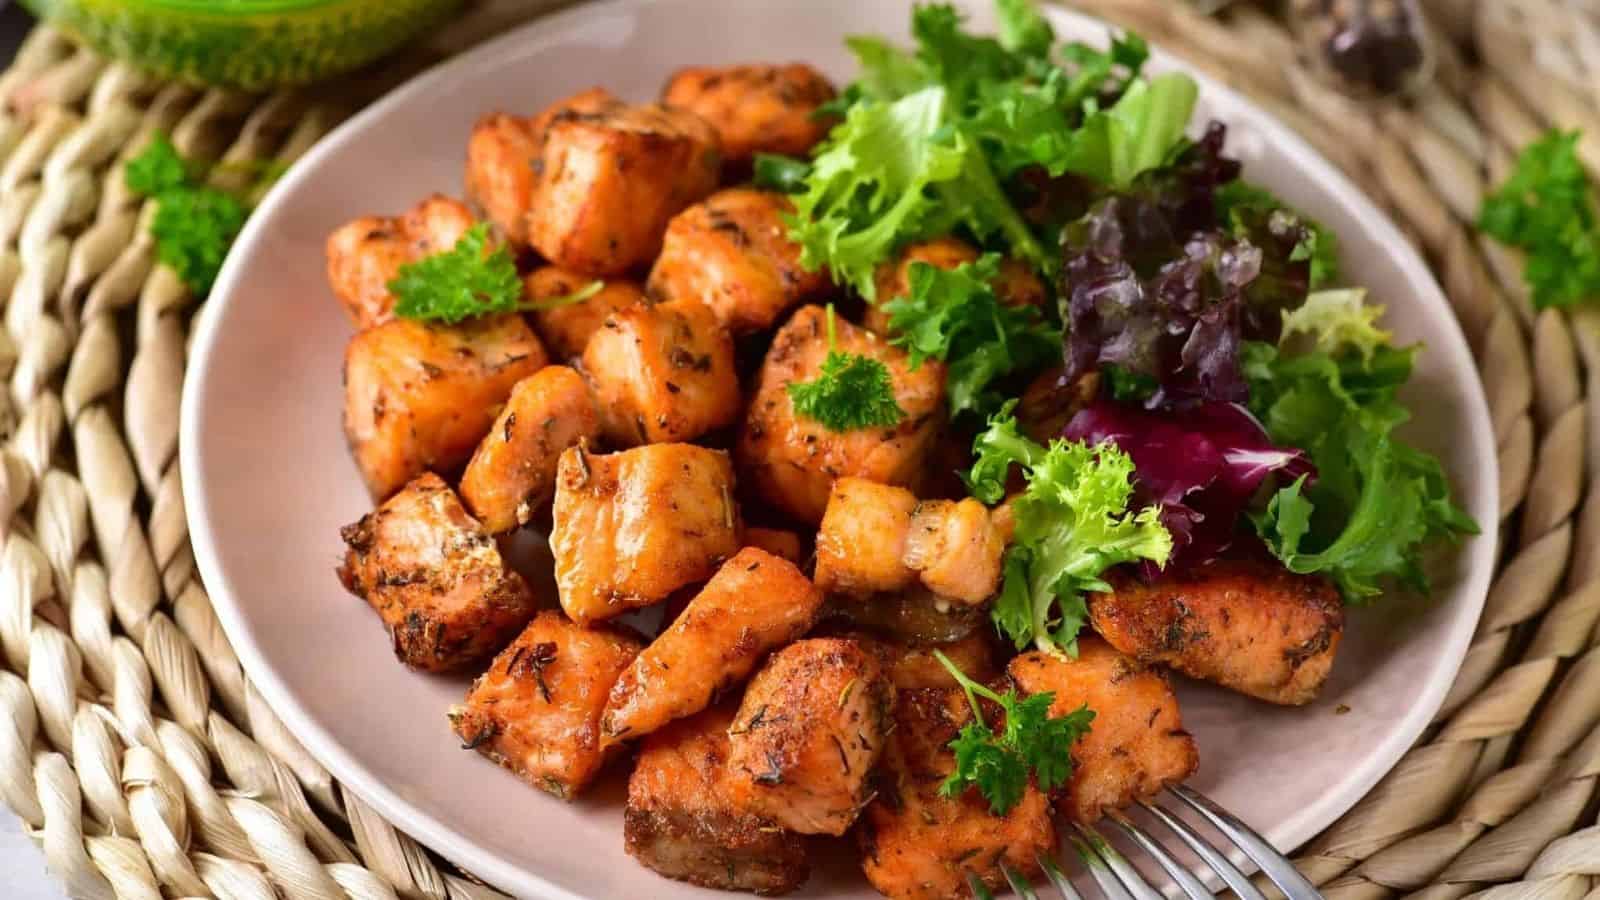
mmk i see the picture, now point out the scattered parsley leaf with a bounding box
[787,307,905,431]
[1478,129,1600,309]
[883,253,1059,419]
[934,650,1094,815]
[388,224,524,324]
[125,135,190,195]
[125,134,247,297]
[752,153,812,193]
[966,404,1172,654]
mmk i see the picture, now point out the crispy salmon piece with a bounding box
[743,527,804,564]
[625,703,810,895]
[856,687,1055,900]
[814,478,918,597]
[727,638,893,835]
[815,479,1003,604]
[449,611,641,798]
[464,88,614,246]
[863,237,1048,336]
[647,188,832,334]
[661,63,836,169]
[338,473,535,672]
[524,267,647,359]
[737,306,946,524]
[325,194,476,329]
[1088,557,1345,705]
[342,314,547,500]
[582,300,741,446]
[602,547,825,745]
[550,443,741,623]
[902,498,1005,605]
[529,88,721,274]
[1007,639,1198,823]
[459,366,599,533]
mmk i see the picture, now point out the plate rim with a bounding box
[181,0,1500,896]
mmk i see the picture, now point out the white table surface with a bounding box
[2,811,66,900]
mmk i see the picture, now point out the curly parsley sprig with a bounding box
[125,135,248,298]
[787,306,905,431]
[934,650,1094,815]
[1478,129,1600,309]
[388,224,603,324]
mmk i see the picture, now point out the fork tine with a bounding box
[1072,833,1139,900]
[1139,800,1267,900]
[1167,787,1321,900]
[1075,825,1164,900]
[1107,811,1216,900]
[1001,863,1041,900]
[1038,855,1087,900]
[967,872,997,900]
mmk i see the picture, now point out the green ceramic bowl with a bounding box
[19,0,465,90]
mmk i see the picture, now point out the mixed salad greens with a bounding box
[765,0,1478,659]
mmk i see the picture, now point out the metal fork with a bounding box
[967,785,1324,899]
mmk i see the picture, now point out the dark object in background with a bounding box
[1290,0,1433,96]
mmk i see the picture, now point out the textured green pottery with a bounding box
[19,0,465,90]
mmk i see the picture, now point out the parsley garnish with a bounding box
[934,650,1094,815]
[1479,129,1600,309]
[389,224,524,324]
[387,225,604,324]
[125,135,247,298]
[787,307,905,431]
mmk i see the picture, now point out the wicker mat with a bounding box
[0,0,1595,897]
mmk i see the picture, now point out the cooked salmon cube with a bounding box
[727,638,893,835]
[464,88,615,246]
[736,305,946,524]
[626,703,810,895]
[1088,557,1345,705]
[743,527,803,564]
[646,188,832,334]
[661,63,836,169]
[863,237,1048,336]
[815,480,1003,604]
[459,366,599,533]
[856,687,1056,900]
[524,267,646,359]
[529,90,721,274]
[449,611,642,798]
[325,194,476,329]
[343,314,547,500]
[1007,639,1198,823]
[338,473,536,672]
[550,443,741,623]
[902,498,1005,605]
[582,300,740,446]
[814,478,917,597]
[602,547,824,745]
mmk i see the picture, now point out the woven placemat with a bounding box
[0,0,1595,897]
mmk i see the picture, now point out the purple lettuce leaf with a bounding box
[1063,398,1315,571]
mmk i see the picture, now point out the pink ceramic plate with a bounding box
[182,1,1499,896]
